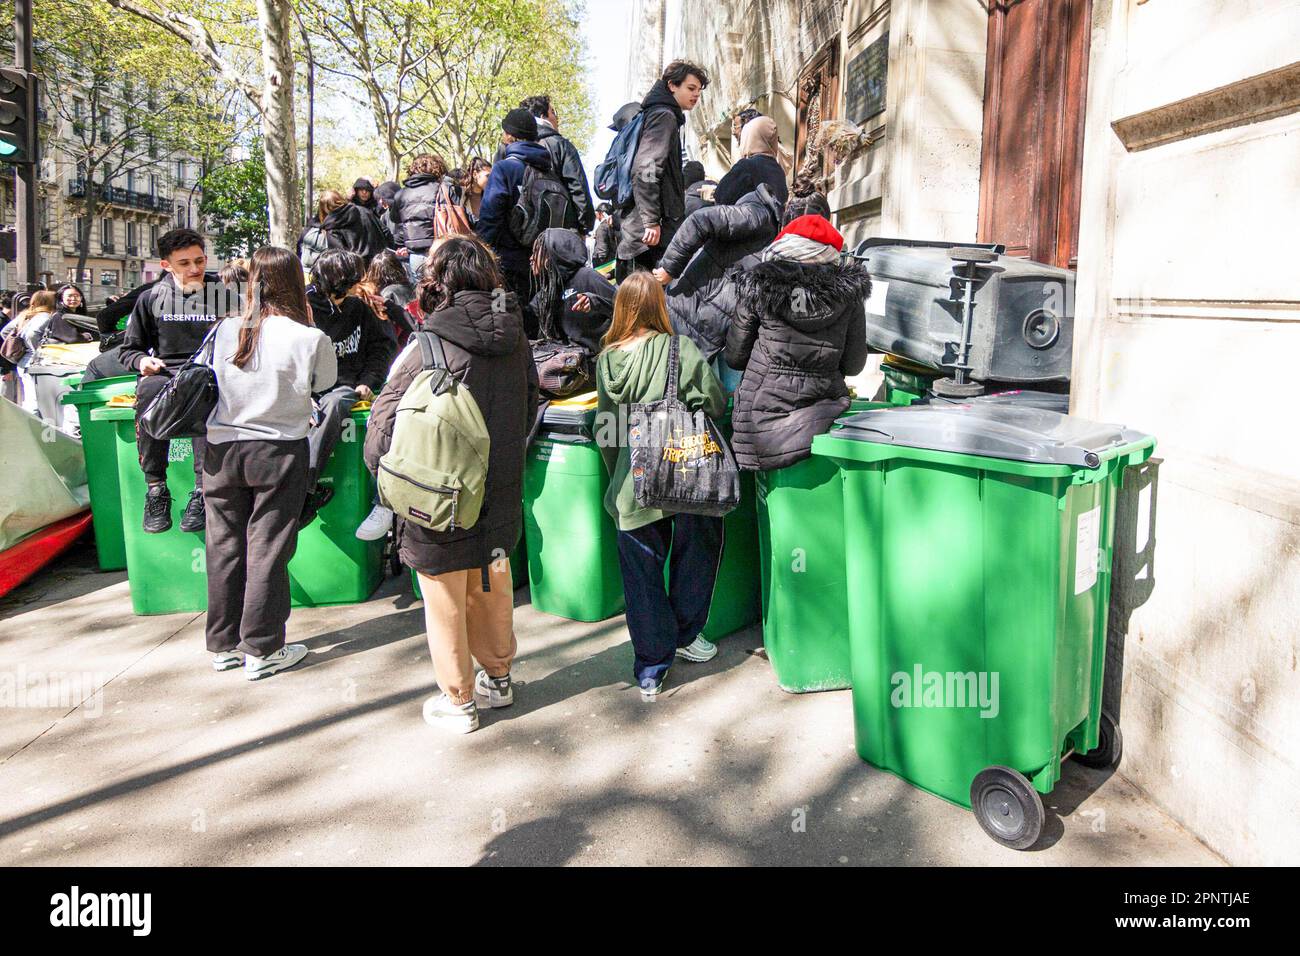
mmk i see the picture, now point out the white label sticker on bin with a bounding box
[1075,506,1101,595]
[863,280,889,318]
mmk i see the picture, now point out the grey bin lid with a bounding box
[834,404,1146,469]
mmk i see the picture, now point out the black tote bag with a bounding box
[137,324,220,441]
[628,335,740,517]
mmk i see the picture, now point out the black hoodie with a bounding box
[120,273,242,371]
[618,80,688,259]
[306,286,396,393]
[320,203,390,262]
[363,290,540,576]
[527,228,615,353]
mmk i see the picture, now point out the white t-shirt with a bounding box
[206,313,337,444]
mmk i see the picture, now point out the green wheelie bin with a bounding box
[812,403,1154,849]
[523,431,625,622]
[92,404,383,615]
[880,361,936,406]
[693,470,760,642]
[755,399,888,692]
[59,376,137,570]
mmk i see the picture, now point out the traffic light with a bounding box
[0,67,37,165]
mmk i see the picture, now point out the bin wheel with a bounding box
[386,542,403,578]
[970,767,1044,850]
[1074,711,1123,770]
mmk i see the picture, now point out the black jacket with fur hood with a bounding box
[725,258,872,470]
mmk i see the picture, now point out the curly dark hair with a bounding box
[417,235,505,313]
[406,153,449,180]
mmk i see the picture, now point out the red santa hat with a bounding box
[772,214,844,252]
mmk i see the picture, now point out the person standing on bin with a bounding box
[364,236,539,733]
[204,246,337,680]
[616,61,709,282]
[595,273,728,700]
[475,108,557,314]
[304,250,396,523]
[120,228,231,535]
[725,215,872,470]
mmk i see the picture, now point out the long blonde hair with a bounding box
[602,272,673,350]
[14,290,57,331]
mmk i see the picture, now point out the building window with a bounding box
[176,159,185,182]
[100,269,119,287]
[149,173,157,197]
[126,221,137,252]
[98,108,111,141]
[126,169,135,193]
[100,217,113,250]
[150,224,159,253]
[74,217,85,245]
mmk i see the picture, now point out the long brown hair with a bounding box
[602,272,673,350]
[316,189,347,220]
[417,235,504,313]
[14,290,57,330]
[233,246,313,369]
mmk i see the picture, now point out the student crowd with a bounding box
[0,60,873,731]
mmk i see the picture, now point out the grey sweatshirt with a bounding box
[206,313,338,444]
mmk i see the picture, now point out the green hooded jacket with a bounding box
[595,332,727,531]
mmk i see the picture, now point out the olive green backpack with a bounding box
[377,331,490,532]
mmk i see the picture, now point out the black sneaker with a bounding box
[179,491,206,533]
[143,485,172,534]
[299,484,335,528]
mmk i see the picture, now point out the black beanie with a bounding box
[502,108,538,141]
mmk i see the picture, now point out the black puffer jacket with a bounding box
[363,290,540,576]
[389,173,463,252]
[725,258,872,470]
[661,184,783,361]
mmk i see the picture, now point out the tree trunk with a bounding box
[75,171,99,285]
[257,0,301,247]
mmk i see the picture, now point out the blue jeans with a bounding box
[617,513,725,685]
[407,251,427,285]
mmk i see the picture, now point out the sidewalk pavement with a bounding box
[0,546,1223,866]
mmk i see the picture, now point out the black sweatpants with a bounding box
[202,438,309,658]
[135,371,205,487]
[307,384,359,487]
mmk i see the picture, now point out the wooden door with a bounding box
[977,0,1092,268]
[793,42,841,188]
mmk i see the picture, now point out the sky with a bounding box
[578,0,633,185]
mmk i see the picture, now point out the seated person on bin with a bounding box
[120,227,239,534]
[304,250,396,524]
[529,227,615,354]
[725,214,871,471]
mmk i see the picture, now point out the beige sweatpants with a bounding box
[417,563,517,705]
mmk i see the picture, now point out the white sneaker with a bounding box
[422,694,479,733]
[212,651,244,672]
[244,644,309,681]
[474,670,514,709]
[639,676,665,701]
[676,636,718,663]
[355,504,394,541]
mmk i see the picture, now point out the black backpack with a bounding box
[509,164,578,247]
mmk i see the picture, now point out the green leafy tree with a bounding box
[296,0,594,177]
[199,149,270,258]
[34,0,241,276]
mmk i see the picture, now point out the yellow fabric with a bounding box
[36,342,100,368]
[549,391,598,410]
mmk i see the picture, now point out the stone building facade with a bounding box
[641,0,1300,864]
[1,72,219,306]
